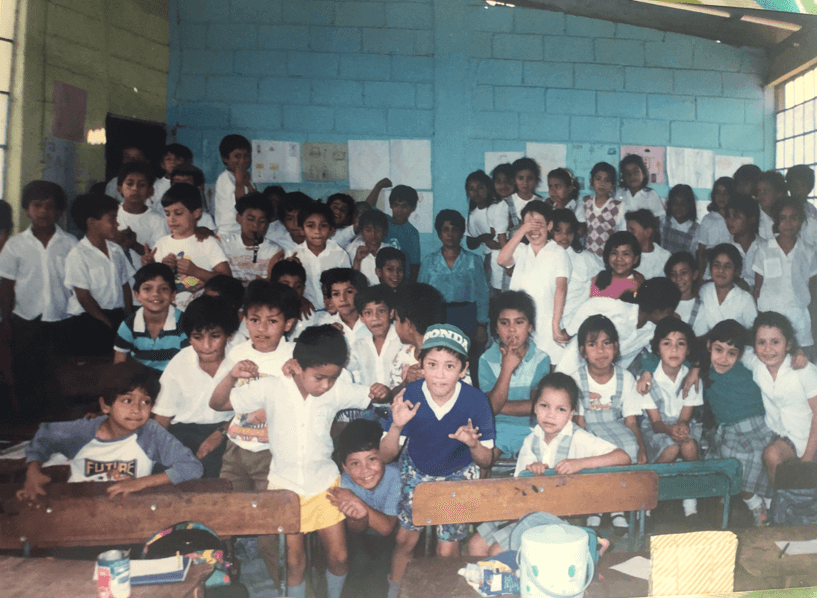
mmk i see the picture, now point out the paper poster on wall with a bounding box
[252,140,302,183]
[383,191,434,234]
[526,143,567,180]
[667,147,715,189]
[302,143,348,182]
[390,140,432,190]
[485,152,524,176]
[714,155,754,180]
[51,81,87,142]
[567,144,620,193]
[620,146,665,185]
[348,140,390,190]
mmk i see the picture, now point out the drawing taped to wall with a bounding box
[667,147,716,189]
[302,143,348,182]
[252,140,302,184]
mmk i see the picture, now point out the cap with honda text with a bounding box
[421,324,470,357]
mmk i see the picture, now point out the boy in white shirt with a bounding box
[348,210,399,286]
[262,185,288,242]
[271,259,321,340]
[219,192,283,285]
[214,134,255,235]
[267,192,308,252]
[65,193,134,356]
[169,165,217,231]
[317,268,372,349]
[626,209,671,281]
[115,162,166,267]
[104,145,147,203]
[152,144,192,213]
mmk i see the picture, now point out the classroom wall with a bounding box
[166,0,773,255]
[7,0,169,230]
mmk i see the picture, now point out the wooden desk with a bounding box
[1,556,211,598]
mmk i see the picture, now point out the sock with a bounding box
[744,494,763,510]
[387,576,401,598]
[288,581,306,598]
[683,498,698,516]
[326,570,347,598]
[763,495,773,509]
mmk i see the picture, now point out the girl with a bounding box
[327,193,356,248]
[699,244,757,333]
[754,197,817,351]
[498,200,570,364]
[494,163,519,272]
[464,170,509,297]
[697,177,734,276]
[551,208,601,329]
[702,319,774,526]
[546,167,587,239]
[570,314,647,532]
[661,184,700,255]
[617,154,664,220]
[590,231,644,299]
[509,158,543,233]
[581,162,622,257]
[664,251,706,337]
[626,209,671,281]
[725,194,761,291]
[756,170,788,242]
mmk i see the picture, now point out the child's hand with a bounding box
[354,244,371,265]
[636,372,653,396]
[141,245,157,265]
[369,383,390,401]
[117,227,137,249]
[482,228,501,250]
[637,447,648,465]
[376,177,393,189]
[327,487,368,520]
[526,462,547,475]
[448,418,482,449]
[281,358,300,378]
[670,423,690,442]
[553,459,584,475]
[402,363,424,384]
[391,389,419,427]
[107,476,148,499]
[235,168,252,187]
[299,296,315,320]
[793,349,809,370]
[196,430,224,459]
[287,252,302,265]
[161,253,177,270]
[194,227,218,243]
[176,258,197,276]
[232,359,260,379]
[552,326,569,347]
[268,248,284,270]
[499,344,524,373]
[680,368,700,399]
[16,468,51,504]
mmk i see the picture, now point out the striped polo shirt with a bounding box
[114,307,188,371]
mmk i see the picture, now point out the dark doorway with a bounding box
[104,114,167,182]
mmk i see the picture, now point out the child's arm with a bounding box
[234,167,255,200]
[327,487,398,536]
[497,222,530,268]
[365,178,392,207]
[176,258,232,283]
[553,448,630,475]
[209,360,260,411]
[552,276,568,345]
[625,415,648,464]
[670,405,694,441]
[483,346,528,416]
[449,418,493,469]
[380,389,418,463]
[636,371,653,395]
[16,461,51,502]
[802,394,817,463]
[74,288,114,328]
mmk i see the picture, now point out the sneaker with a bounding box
[586,515,601,528]
[612,514,629,537]
[751,500,768,527]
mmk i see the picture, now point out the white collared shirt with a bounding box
[616,187,665,222]
[514,421,618,476]
[642,364,703,420]
[699,212,730,248]
[214,170,252,235]
[732,238,761,291]
[637,244,672,280]
[345,237,400,286]
[286,239,351,307]
[699,282,757,332]
[117,205,168,266]
[65,238,134,316]
[754,238,817,310]
[348,323,409,386]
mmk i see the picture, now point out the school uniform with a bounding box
[758,211,775,242]
[345,237,400,287]
[676,297,707,337]
[699,212,731,250]
[219,232,282,286]
[698,282,757,333]
[732,238,761,291]
[582,196,625,257]
[617,187,664,221]
[637,244,672,281]
[214,170,253,236]
[105,177,125,203]
[152,177,172,212]
[117,206,168,267]
[661,216,700,255]
[113,306,187,371]
[333,225,356,249]
[562,247,602,329]
[466,201,510,290]
[510,193,541,226]
[285,239,351,308]
[544,197,586,223]
[265,219,288,245]
[347,324,409,387]
[152,234,229,309]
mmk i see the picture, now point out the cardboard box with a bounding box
[649,531,738,596]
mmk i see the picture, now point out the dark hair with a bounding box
[465,170,500,212]
[759,170,788,196]
[326,193,355,227]
[752,311,797,354]
[389,185,419,209]
[170,164,206,187]
[663,251,697,278]
[550,208,583,252]
[590,162,617,190]
[619,154,649,190]
[163,143,193,162]
[117,161,156,187]
[490,290,536,337]
[733,165,761,194]
[161,183,203,212]
[701,319,749,388]
[491,163,516,192]
[375,246,406,270]
[278,192,310,217]
[243,280,301,323]
[547,168,578,201]
[419,346,467,369]
[22,180,67,211]
[320,267,368,299]
[235,191,274,220]
[578,314,620,351]
[707,243,742,276]
[297,200,334,229]
[98,361,161,406]
[434,209,465,235]
[219,134,251,159]
[650,316,695,357]
[263,185,286,200]
[358,208,389,233]
[786,165,815,195]
[134,263,175,292]
[332,419,383,466]
[625,209,661,245]
[293,324,348,369]
[512,157,541,182]
[70,193,118,232]
[393,283,445,335]
[667,184,697,223]
[0,200,12,234]
[726,193,760,234]
[204,275,245,314]
[708,177,736,212]
[270,259,306,284]
[622,277,681,315]
[533,372,580,413]
[181,294,240,337]
[772,195,806,235]
[519,199,552,224]
[354,283,396,314]
[596,231,641,291]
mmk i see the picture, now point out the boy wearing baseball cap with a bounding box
[380,324,495,598]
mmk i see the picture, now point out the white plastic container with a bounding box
[518,524,594,598]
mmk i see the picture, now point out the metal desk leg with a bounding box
[278,534,287,596]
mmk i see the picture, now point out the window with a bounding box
[0,0,14,201]
[776,66,817,203]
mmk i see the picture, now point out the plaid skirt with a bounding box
[585,419,639,462]
[641,419,702,463]
[706,414,774,498]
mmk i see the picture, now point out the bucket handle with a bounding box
[517,548,595,598]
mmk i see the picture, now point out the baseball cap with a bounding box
[421,324,470,357]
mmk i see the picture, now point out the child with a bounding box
[697,177,734,276]
[701,320,775,526]
[104,144,147,203]
[381,324,495,595]
[756,170,788,242]
[492,163,518,242]
[699,243,757,333]
[754,197,817,351]
[590,231,643,299]
[328,193,357,248]
[786,165,816,216]
[626,209,671,281]
[347,209,396,286]
[617,154,664,220]
[269,191,309,252]
[65,193,134,356]
[734,164,761,199]
[661,184,700,255]
[375,246,406,289]
[552,208,601,328]
[384,186,422,283]
[115,161,165,267]
[153,144,193,212]
[509,158,543,231]
[726,194,761,291]
[545,167,580,214]
[270,259,317,340]
[214,134,255,235]
[580,162,622,257]
[203,274,249,352]
[114,263,186,371]
[209,325,388,598]
[479,290,551,459]
[219,192,283,285]
[18,361,202,501]
[664,252,706,337]
[144,183,232,309]
[170,164,218,232]
[419,210,489,349]
[499,200,569,363]
[470,372,629,557]
[318,268,371,348]
[464,170,509,296]
[152,295,239,478]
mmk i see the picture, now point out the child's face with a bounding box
[122,148,146,164]
[328,199,350,226]
[726,208,753,237]
[710,253,736,288]
[297,362,343,397]
[246,305,293,353]
[164,202,201,237]
[547,177,570,204]
[376,259,405,289]
[161,152,185,177]
[303,214,332,250]
[709,340,741,375]
[437,220,464,249]
[534,387,575,441]
[626,221,651,248]
[777,205,803,239]
[622,163,644,191]
[496,308,532,350]
[283,210,306,244]
[389,199,414,225]
[580,331,617,371]
[237,208,270,243]
[522,212,550,247]
[189,326,229,366]
[134,276,175,315]
[591,171,613,197]
[360,301,390,338]
[493,172,514,198]
[552,221,574,251]
[421,348,467,398]
[789,178,812,200]
[343,449,385,491]
[466,180,490,207]
[669,262,697,297]
[713,184,731,210]
[24,197,60,230]
[755,325,792,370]
[515,169,538,199]
[277,274,306,298]
[101,387,153,436]
[658,331,689,371]
[224,148,251,174]
[756,181,780,211]
[91,210,120,241]
[360,224,386,250]
[608,243,637,277]
[669,196,690,223]
[331,281,357,318]
[118,173,153,207]
[394,315,413,344]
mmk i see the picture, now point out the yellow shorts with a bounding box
[296,477,345,534]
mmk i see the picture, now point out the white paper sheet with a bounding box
[383,191,434,234]
[609,556,652,580]
[715,155,754,180]
[526,143,567,180]
[390,140,432,190]
[774,539,817,556]
[667,147,715,189]
[348,140,390,190]
[485,152,524,176]
[252,140,302,184]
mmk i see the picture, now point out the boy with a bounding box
[269,192,309,251]
[114,263,186,371]
[209,325,389,598]
[115,161,166,266]
[144,183,231,309]
[726,194,761,291]
[105,144,147,203]
[347,209,398,286]
[65,193,134,356]
[262,185,287,241]
[375,247,406,290]
[286,201,351,307]
[170,164,218,230]
[369,184,421,283]
[0,181,77,416]
[626,209,671,280]
[215,134,255,235]
[153,294,238,478]
[202,274,249,352]
[18,361,202,501]
[271,259,318,340]
[219,192,283,285]
[153,144,193,212]
[318,268,371,348]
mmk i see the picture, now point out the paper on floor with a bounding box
[609,556,651,580]
[775,539,817,556]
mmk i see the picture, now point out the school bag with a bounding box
[769,462,817,525]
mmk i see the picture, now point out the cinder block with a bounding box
[720,123,764,151]
[570,116,620,142]
[467,6,514,32]
[674,70,722,96]
[741,49,768,75]
[258,26,310,50]
[206,76,258,102]
[230,104,282,130]
[615,23,663,41]
[386,3,433,29]
[415,30,434,55]
[546,89,595,115]
[364,81,416,108]
[722,72,764,100]
[312,79,363,106]
[474,85,493,111]
[624,67,673,94]
[645,39,693,68]
[173,102,230,128]
[287,52,340,79]
[181,24,207,50]
[565,15,615,38]
[230,0,282,24]
[362,28,416,55]
[594,39,644,66]
[175,75,207,101]
[283,105,334,132]
[523,62,573,87]
[339,54,391,80]
[514,9,564,34]
[391,56,434,82]
[282,2,334,26]
[310,27,361,53]
[46,4,104,50]
[493,33,543,61]
[181,51,233,75]
[545,36,593,63]
[648,95,695,121]
[621,118,669,145]
[234,51,288,76]
[177,0,228,23]
[416,84,433,109]
[259,78,311,104]
[494,86,544,111]
[471,111,518,139]
[575,64,623,90]
[45,36,105,79]
[670,121,719,148]
[334,108,388,134]
[693,40,742,72]
[476,59,523,86]
[207,24,257,50]
[597,92,646,117]
[388,109,434,136]
[335,3,385,28]
[744,100,763,124]
[467,32,493,59]
[519,113,569,141]
[697,97,745,123]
